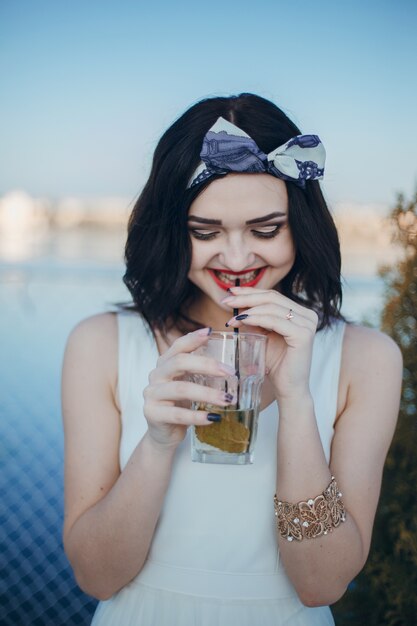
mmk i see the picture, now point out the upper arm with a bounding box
[330,324,403,562]
[61,312,121,547]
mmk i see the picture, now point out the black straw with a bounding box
[234,278,240,409]
[233,277,240,331]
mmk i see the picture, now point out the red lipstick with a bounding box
[208,267,267,291]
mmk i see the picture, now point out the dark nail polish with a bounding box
[207,413,222,422]
[225,322,230,327]
[207,327,212,335]
[227,287,233,293]
[224,393,233,403]
[235,313,248,321]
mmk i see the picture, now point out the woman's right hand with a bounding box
[143,328,235,450]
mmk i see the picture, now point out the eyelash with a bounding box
[189,225,283,241]
[252,226,283,239]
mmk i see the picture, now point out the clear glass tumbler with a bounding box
[190,331,266,465]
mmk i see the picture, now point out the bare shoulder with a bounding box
[64,312,118,390]
[66,311,118,356]
[336,322,402,423]
[342,322,403,377]
[67,311,118,346]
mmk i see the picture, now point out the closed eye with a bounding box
[189,229,219,240]
[251,224,283,238]
[189,223,284,241]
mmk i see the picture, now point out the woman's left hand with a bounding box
[222,286,319,401]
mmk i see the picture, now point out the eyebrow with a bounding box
[187,211,287,225]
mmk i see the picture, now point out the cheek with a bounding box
[190,242,214,269]
[189,243,200,268]
[280,230,296,259]
[264,237,295,267]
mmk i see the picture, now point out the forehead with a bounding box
[189,173,288,220]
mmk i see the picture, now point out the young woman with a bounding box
[62,93,403,625]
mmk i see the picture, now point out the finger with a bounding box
[222,290,316,320]
[145,380,234,406]
[158,327,212,363]
[223,290,316,319]
[150,353,235,384]
[225,313,315,341]
[226,286,270,295]
[146,402,224,426]
[226,304,314,328]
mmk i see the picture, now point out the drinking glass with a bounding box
[190,331,266,465]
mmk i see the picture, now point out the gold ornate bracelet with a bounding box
[274,476,346,542]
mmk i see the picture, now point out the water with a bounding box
[0,229,386,624]
[0,263,129,625]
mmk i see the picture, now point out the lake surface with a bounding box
[0,229,387,624]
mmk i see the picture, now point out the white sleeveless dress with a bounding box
[91,311,346,626]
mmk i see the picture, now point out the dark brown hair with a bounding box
[123,93,348,333]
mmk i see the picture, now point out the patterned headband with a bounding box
[187,117,325,189]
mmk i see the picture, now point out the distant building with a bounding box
[0,191,49,261]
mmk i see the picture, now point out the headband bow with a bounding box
[187,117,325,189]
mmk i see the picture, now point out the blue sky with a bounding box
[1,0,416,206]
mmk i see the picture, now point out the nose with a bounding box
[217,234,257,272]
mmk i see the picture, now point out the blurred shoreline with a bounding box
[0,190,403,277]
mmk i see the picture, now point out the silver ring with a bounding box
[286,308,294,320]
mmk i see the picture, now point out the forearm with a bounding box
[276,394,364,606]
[65,432,176,600]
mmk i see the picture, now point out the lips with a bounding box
[208,267,267,290]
